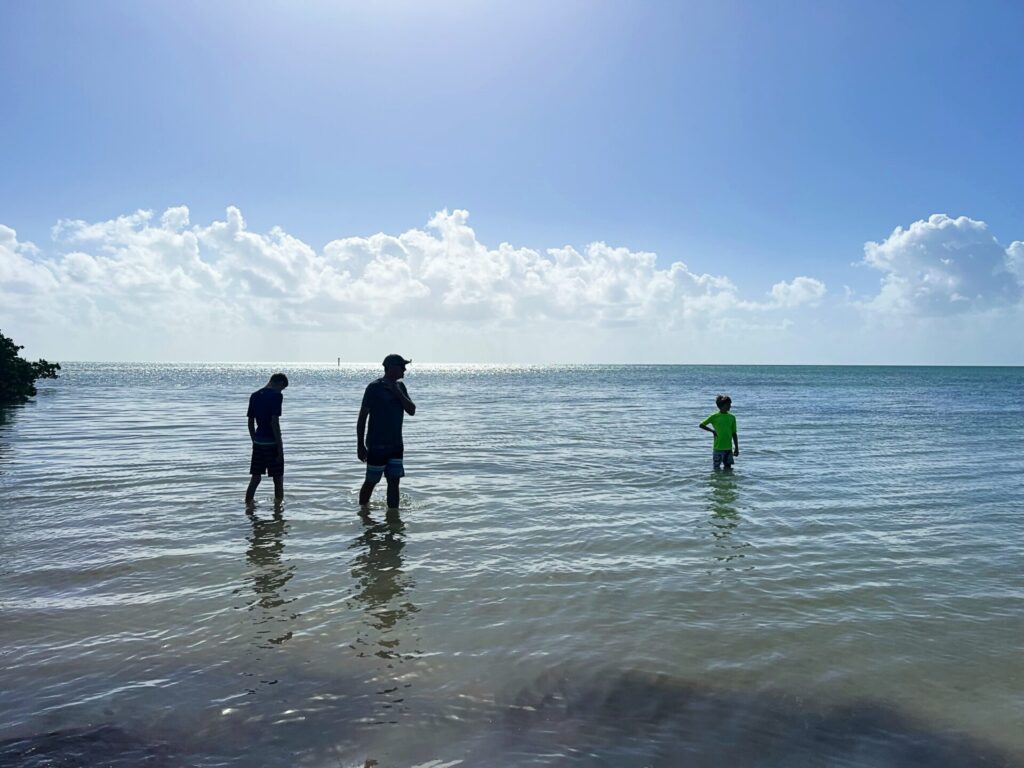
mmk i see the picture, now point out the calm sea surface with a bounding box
[1,363,1022,767]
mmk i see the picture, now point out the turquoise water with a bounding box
[1,364,1022,767]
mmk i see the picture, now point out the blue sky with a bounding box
[2,1,1023,363]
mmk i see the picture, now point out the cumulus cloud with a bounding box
[768,276,827,308]
[861,214,1022,315]
[9,206,1024,363]
[1006,240,1024,284]
[0,225,56,295]
[1,207,822,338]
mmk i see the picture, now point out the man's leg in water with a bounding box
[245,474,261,503]
[272,474,284,502]
[386,477,400,509]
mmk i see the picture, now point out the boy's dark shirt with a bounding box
[361,380,406,451]
[248,388,283,444]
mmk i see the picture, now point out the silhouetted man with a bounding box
[357,354,416,511]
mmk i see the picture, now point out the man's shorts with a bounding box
[366,447,405,483]
[250,443,284,478]
[713,449,734,470]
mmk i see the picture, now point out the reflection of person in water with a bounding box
[349,510,417,638]
[348,509,420,723]
[245,510,296,645]
[706,472,749,567]
[348,512,419,720]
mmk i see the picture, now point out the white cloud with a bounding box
[1006,241,1024,284]
[6,207,1024,363]
[2,207,822,341]
[0,224,56,296]
[860,214,1022,315]
[768,276,826,308]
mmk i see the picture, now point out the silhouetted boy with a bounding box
[246,372,289,503]
[699,394,739,471]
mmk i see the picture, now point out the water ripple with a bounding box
[1,364,1022,766]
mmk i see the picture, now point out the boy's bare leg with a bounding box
[272,475,284,502]
[386,477,400,510]
[245,474,261,503]
[359,479,378,509]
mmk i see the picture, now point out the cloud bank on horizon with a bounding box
[861,214,1023,316]
[1,208,1022,364]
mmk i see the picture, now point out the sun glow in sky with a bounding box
[2,1,1023,363]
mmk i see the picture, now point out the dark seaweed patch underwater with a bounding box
[1,668,1017,767]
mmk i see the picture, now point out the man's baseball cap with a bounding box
[382,354,411,368]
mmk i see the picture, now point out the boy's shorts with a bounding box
[366,447,405,483]
[250,443,284,478]
[713,450,734,470]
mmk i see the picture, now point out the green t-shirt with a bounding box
[701,411,737,451]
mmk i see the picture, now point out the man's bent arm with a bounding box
[397,382,416,415]
[384,381,416,415]
[248,416,257,441]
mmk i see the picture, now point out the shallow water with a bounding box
[1,364,1022,767]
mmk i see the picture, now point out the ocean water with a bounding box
[1,363,1022,767]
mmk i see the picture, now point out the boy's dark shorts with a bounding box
[713,449,734,469]
[250,443,284,477]
[365,446,404,483]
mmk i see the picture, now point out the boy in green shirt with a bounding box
[699,394,740,471]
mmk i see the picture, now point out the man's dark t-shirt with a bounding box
[361,380,406,451]
[248,388,283,444]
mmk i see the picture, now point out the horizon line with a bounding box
[44,360,1024,368]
